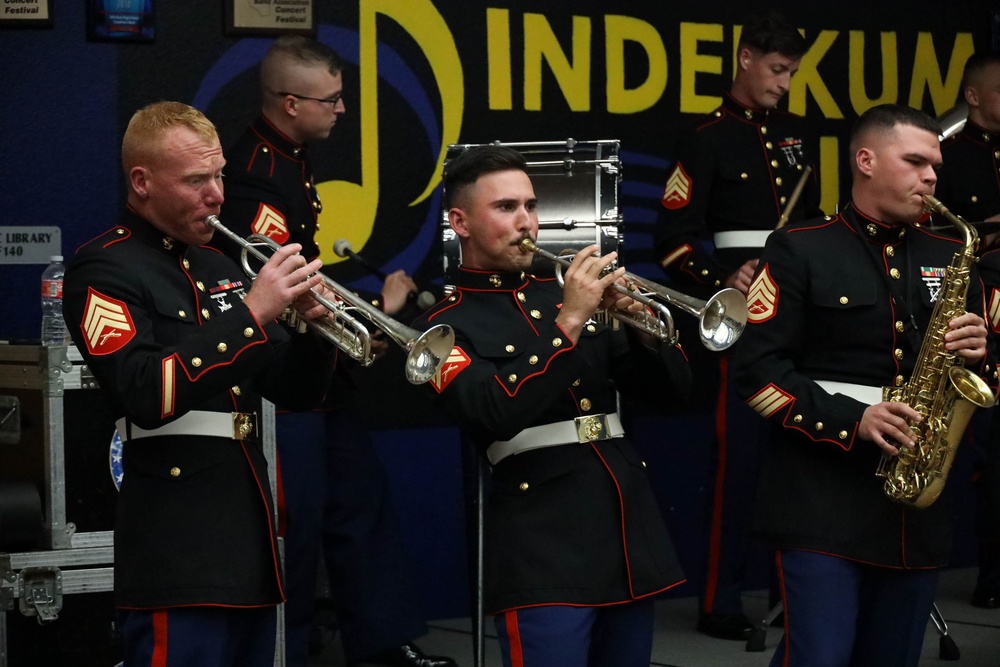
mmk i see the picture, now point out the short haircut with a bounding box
[444,145,528,208]
[122,101,218,174]
[962,51,1000,89]
[849,104,941,158]
[260,35,343,94]
[738,10,808,59]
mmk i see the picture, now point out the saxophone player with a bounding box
[734,104,998,666]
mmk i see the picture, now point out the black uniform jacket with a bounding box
[655,94,822,298]
[734,205,999,567]
[413,267,691,613]
[214,114,323,261]
[63,209,335,609]
[936,120,1000,223]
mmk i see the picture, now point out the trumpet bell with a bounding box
[700,288,748,352]
[404,324,456,385]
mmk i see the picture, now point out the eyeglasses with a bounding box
[275,90,343,107]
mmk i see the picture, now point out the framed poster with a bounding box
[225,0,314,36]
[0,0,53,27]
[87,0,155,42]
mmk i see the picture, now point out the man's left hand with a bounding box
[945,311,988,361]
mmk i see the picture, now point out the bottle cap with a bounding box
[50,255,63,262]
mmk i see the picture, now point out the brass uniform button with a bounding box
[765,141,773,149]
[972,195,979,203]
[889,268,901,279]
[517,292,526,302]
[701,269,709,276]
[775,177,783,186]
[448,295,457,302]
[760,126,768,135]
[894,348,904,360]
[839,430,848,440]
[793,414,803,423]
[797,164,804,171]
[217,343,228,353]
[641,461,647,468]
[183,259,190,270]
[117,228,126,235]
[519,482,529,492]
[170,467,181,477]
[202,308,211,319]
[552,338,563,347]
[506,344,516,353]
[530,309,542,319]
[886,246,895,257]
[895,321,905,333]
[178,310,187,318]
[895,375,905,386]
[232,385,242,396]
[572,379,581,386]
[815,422,824,431]
[508,374,517,383]
[196,281,205,291]
[191,357,202,367]
[244,327,254,338]
[839,296,849,305]
[586,324,596,332]
[740,172,749,180]
[528,355,539,365]
[771,159,779,168]
[780,196,787,205]
[580,398,592,411]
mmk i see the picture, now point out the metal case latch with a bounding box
[18,566,63,623]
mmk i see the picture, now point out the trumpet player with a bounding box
[734,104,997,667]
[654,9,822,640]
[212,36,454,667]
[62,101,338,667]
[413,145,691,667]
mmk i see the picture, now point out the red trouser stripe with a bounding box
[705,355,730,612]
[152,610,169,667]
[505,609,524,667]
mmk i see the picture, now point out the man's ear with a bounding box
[965,85,980,109]
[855,146,875,177]
[129,166,151,198]
[449,208,470,238]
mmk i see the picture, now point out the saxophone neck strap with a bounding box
[844,208,924,354]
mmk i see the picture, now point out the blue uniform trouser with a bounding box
[770,549,938,667]
[277,408,427,666]
[493,599,654,667]
[702,354,771,615]
[119,606,276,667]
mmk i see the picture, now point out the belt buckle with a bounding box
[574,414,611,443]
[232,412,256,440]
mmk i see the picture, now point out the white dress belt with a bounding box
[116,410,256,442]
[487,414,624,465]
[815,380,882,406]
[713,230,771,249]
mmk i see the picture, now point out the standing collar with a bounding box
[252,113,308,159]
[961,119,1000,146]
[721,94,769,124]
[455,266,531,291]
[846,203,910,245]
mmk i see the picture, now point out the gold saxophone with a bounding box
[875,195,996,508]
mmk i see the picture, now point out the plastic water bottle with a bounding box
[41,255,68,346]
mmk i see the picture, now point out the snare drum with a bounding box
[441,139,622,289]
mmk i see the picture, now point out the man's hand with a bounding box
[725,259,759,295]
[858,401,922,455]
[242,243,323,322]
[945,312,988,362]
[555,244,625,343]
[381,269,418,316]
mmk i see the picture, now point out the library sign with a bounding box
[0,227,62,264]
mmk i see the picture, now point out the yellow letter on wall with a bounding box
[487,8,513,111]
[605,14,667,114]
[908,32,975,114]
[848,31,898,115]
[524,13,591,112]
[679,22,723,114]
[788,30,842,119]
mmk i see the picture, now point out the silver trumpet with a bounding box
[519,238,747,351]
[206,215,455,385]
